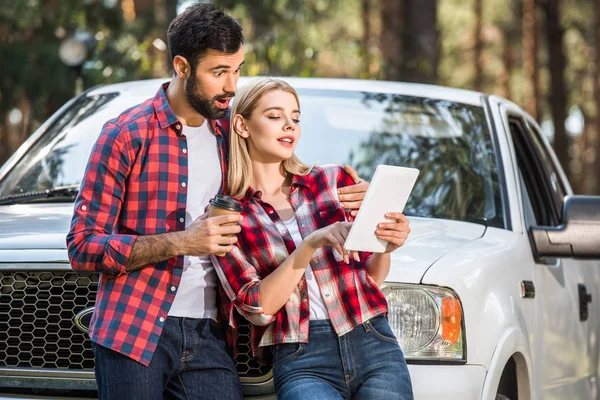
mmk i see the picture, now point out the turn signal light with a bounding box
[441,297,462,344]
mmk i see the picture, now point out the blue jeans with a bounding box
[272,315,413,400]
[92,317,243,400]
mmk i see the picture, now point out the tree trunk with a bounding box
[380,0,403,81]
[499,31,514,99]
[361,0,371,77]
[474,0,484,91]
[402,0,439,83]
[380,0,438,83]
[543,0,569,177]
[523,0,540,120]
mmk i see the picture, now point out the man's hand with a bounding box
[375,213,411,253]
[126,213,243,272]
[181,213,243,257]
[339,165,369,217]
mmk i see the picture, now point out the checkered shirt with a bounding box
[212,165,388,364]
[66,82,230,366]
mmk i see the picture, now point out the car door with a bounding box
[507,112,596,399]
[525,120,600,399]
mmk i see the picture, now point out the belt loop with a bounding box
[363,319,372,332]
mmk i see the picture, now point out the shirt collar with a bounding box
[292,172,312,189]
[241,171,314,203]
[152,81,229,136]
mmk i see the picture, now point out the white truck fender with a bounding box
[481,327,533,400]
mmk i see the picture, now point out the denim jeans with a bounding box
[92,317,243,400]
[272,315,413,400]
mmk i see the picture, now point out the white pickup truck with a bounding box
[0,77,599,400]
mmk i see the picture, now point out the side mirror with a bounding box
[530,195,600,259]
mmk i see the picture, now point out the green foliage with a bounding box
[1,0,600,192]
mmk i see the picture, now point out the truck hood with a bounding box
[0,203,73,250]
[0,204,486,281]
[385,217,486,283]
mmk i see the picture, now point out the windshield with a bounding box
[0,86,503,227]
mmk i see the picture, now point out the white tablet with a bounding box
[344,165,419,253]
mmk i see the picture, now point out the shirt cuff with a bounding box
[235,281,276,326]
[102,234,138,275]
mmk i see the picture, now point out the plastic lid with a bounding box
[209,195,242,212]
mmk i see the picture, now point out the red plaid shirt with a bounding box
[213,165,388,364]
[66,83,230,366]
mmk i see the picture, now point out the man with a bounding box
[67,4,371,400]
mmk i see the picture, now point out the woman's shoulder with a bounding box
[308,164,342,181]
[310,164,354,189]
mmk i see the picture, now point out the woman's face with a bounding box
[242,89,301,164]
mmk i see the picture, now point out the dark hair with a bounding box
[167,3,244,69]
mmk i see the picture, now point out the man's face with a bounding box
[185,47,245,120]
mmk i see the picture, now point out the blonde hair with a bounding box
[228,77,312,198]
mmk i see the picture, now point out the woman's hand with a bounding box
[304,221,353,263]
[375,213,411,253]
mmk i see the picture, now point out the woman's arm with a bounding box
[366,212,411,286]
[258,241,318,315]
[213,221,352,324]
[365,253,392,286]
[259,221,352,314]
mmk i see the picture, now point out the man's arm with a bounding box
[67,123,243,276]
[67,123,138,276]
[126,214,242,272]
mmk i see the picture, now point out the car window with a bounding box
[526,122,567,206]
[518,169,538,227]
[0,93,122,196]
[509,116,561,227]
[294,89,503,227]
[0,87,504,228]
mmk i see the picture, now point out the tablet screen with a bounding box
[344,165,419,253]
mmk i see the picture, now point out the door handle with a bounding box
[578,284,593,322]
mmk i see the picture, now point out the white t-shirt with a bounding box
[168,121,222,320]
[282,215,329,320]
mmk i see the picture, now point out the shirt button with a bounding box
[170,286,176,292]
[302,298,308,303]
[182,148,187,154]
[175,124,182,130]
[159,317,165,323]
[81,205,87,211]
[269,210,274,214]
[181,182,186,188]
[325,293,331,298]
[179,217,184,223]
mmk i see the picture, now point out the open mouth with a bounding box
[278,136,295,146]
[214,97,231,109]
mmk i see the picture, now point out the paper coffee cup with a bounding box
[207,195,242,256]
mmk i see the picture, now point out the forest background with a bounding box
[1,0,598,194]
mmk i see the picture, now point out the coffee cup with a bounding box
[207,195,242,256]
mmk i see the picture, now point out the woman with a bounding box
[213,77,413,399]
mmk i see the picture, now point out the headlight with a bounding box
[382,284,465,362]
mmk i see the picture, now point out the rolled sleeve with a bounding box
[212,246,276,327]
[103,234,138,274]
[235,280,276,326]
[66,122,137,276]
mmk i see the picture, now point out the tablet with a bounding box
[344,165,419,253]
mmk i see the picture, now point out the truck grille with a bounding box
[0,271,270,379]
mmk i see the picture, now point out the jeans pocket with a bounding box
[366,316,398,343]
[272,343,304,367]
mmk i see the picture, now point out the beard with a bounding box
[184,72,234,120]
